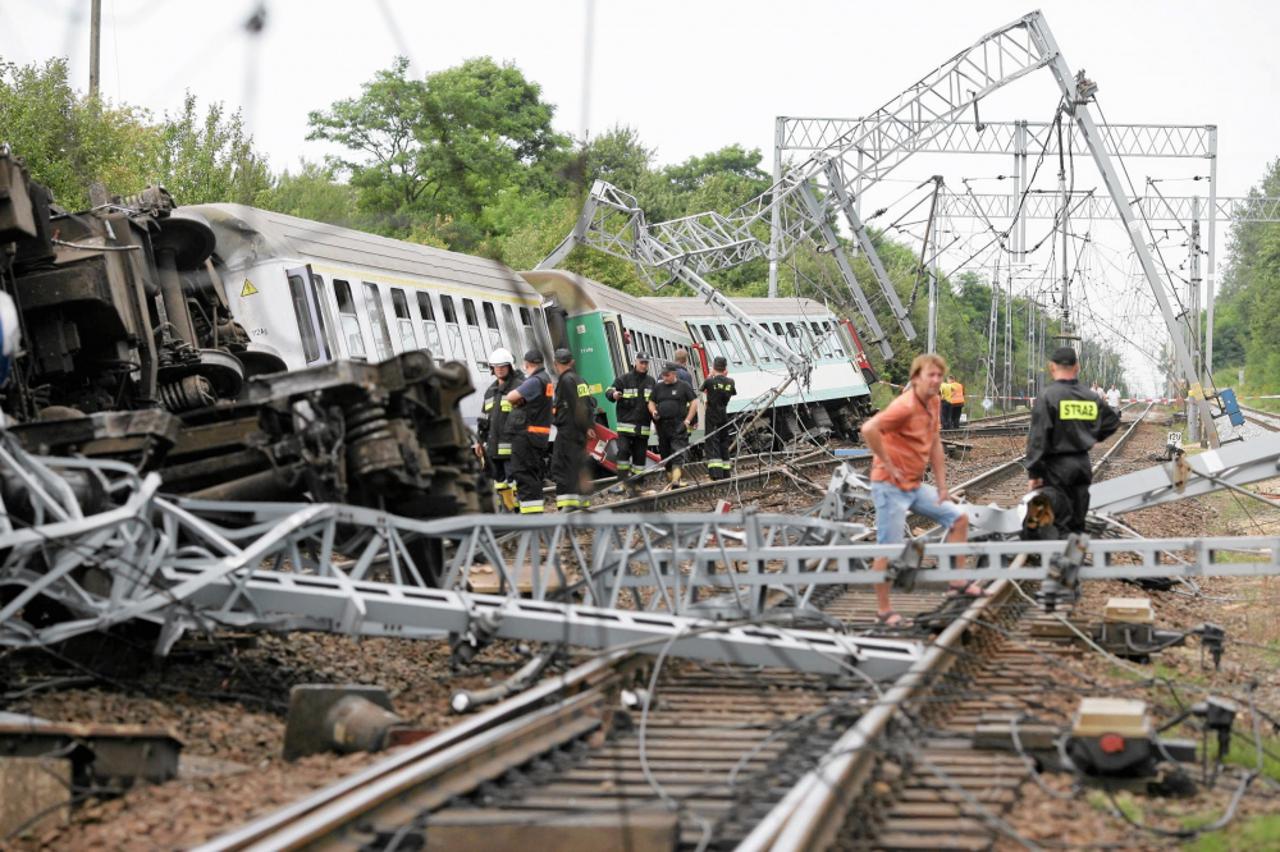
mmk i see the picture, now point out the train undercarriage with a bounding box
[0,149,489,577]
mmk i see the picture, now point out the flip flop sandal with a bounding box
[946,582,988,598]
[874,610,908,627]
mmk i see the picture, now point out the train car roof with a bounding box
[518,269,687,335]
[175,204,532,296]
[643,295,835,319]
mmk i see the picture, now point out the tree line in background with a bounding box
[1211,158,1280,404]
[1,54,1132,401]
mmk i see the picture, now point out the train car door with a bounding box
[284,265,333,365]
[601,316,625,375]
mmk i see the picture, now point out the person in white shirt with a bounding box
[1106,385,1121,408]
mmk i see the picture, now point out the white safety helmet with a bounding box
[0,291,18,385]
[487,347,514,367]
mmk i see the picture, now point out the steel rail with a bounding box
[196,651,635,852]
[1092,402,1154,473]
[1238,404,1280,433]
[739,402,1154,848]
[740,578,1017,850]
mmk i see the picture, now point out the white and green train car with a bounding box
[522,270,876,443]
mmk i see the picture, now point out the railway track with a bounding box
[1239,403,1280,432]
[751,403,1156,850]
[203,408,1154,851]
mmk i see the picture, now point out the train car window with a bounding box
[415,292,444,357]
[603,318,624,375]
[733,325,758,365]
[531,307,553,360]
[756,323,775,362]
[699,324,718,357]
[461,298,488,369]
[332,280,368,360]
[481,302,504,350]
[499,304,522,353]
[813,321,836,358]
[308,274,336,360]
[799,323,817,356]
[363,283,394,361]
[518,307,535,352]
[287,273,323,363]
[807,321,825,357]
[716,325,745,366]
[439,295,467,364]
[784,322,802,354]
[389,288,418,352]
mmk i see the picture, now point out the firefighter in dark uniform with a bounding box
[550,348,596,511]
[649,362,699,486]
[606,353,656,483]
[475,348,520,511]
[504,349,554,514]
[1024,346,1121,534]
[699,355,737,480]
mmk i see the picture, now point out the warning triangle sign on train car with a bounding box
[240,279,259,297]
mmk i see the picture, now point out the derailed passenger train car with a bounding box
[177,204,557,430]
[0,153,491,556]
[522,269,876,443]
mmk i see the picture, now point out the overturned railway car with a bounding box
[179,204,557,429]
[0,155,492,546]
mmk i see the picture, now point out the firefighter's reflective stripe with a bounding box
[556,494,581,509]
[642,388,653,399]
[576,383,590,397]
[707,459,731,470]
[617,423,637,434]
[519,500,545,514]
[483,400,494,412]
[621,389,640,398]
[497,442,512,456]
[527,425,551,434]
[500,400,513,412]
[639,426,652,436]
[615,461,632,472]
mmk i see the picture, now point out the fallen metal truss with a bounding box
[6,431,1280,676]
[777,119,1215,159]
[941,191,1280,225]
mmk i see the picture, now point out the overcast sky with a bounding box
[4,0,1277,395]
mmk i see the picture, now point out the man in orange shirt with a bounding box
[860,353,975,626]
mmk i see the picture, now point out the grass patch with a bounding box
[1216,732,1280,783]
[1184,812,1280,851]
[1086,788,1142,822]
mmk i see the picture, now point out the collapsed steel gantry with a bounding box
[542,11,1224,444]
[6,428,1280,679]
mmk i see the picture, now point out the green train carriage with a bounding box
[519,270,696,432]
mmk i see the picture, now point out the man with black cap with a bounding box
[550,348,596,511]
[649,362,698,485]
[1024,346,1121,534]
[699,355,737,480]
[504,349,554,514]
[606,352,657,485]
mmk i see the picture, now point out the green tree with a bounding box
[258,159,359,225]
[0,57,160,208]
[154,94,273,205]
[1214,158,1280,394]
[307,56,570,246]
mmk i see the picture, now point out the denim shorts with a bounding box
[871,480,965,543]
